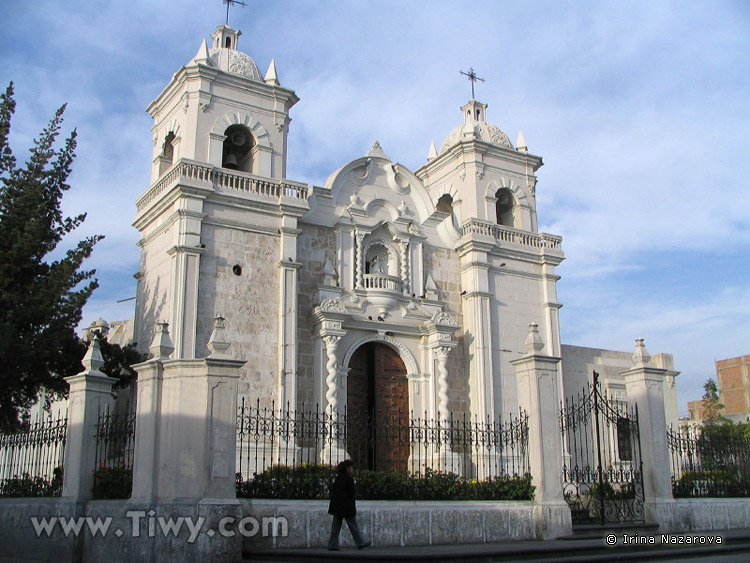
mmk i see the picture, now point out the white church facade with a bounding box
[130,24,679,447]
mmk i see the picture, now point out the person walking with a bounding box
[327,459,371,551]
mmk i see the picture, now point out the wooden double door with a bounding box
[346,342,409,471]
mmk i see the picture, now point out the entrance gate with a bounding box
[560,371,645,525]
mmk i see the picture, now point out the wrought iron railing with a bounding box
[93,403,136,499]
[0,412,67,497]
[668,424,750,497]
[236,398,529,492]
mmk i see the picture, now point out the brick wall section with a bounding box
[717,355,750,418]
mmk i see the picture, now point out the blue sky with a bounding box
[1,1,749,415]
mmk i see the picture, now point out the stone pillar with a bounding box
[511,323,571,540]
[435,346,452,422]
[62,335,117,499]
[398,238,410,296]
[355,232,365,289]
[131,317,244,501]
[130,322,172,500]
[621,338,675,526]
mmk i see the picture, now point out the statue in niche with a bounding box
[367,246,388,275]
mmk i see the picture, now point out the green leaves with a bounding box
[236,464,534,501]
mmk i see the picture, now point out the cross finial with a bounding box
[459,67,485,99]
[224,0,247,26]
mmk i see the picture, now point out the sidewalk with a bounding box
[241,528,750,562]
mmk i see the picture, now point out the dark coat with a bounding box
[328,471,356,518]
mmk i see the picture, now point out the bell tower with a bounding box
[133,22,307,384]
[147,24,298,184]
[416,99,564,423]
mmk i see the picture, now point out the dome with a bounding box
[439,99,514,154]
[207,48,262,81]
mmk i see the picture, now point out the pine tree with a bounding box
[0,83,103,431]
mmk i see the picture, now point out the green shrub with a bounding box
[0,467,63,497]
[673,468,750,498]
[237,464,534,501]
[92,462,132,499]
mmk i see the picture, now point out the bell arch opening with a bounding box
[346,342,409,471]
[222,124,254,172]
[495,188,515,227]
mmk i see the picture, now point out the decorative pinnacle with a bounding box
[208,315,232,358]
[632,338,653,368]
[524,322,545,354]
[82,333,105,373]
[149,321,174,360]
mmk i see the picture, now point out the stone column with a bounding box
[323,335,342,415]
[435,346,452,422]
[320,335,349,464]
[399,238,410,296]
[621,338,675,527]
[511,323,571,540]
[355,232,365,289]
[130,317,244,501]
[130,322,172,500]
[62,335,117,500]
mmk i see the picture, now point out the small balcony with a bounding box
[362,274,403,293]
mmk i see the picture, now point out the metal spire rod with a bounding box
[459,67,485,99]
[224,0,247,26]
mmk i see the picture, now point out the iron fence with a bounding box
[668,424,750,497]
[236,398,529,487]
[93,403,136,499]
[0,412,67,497]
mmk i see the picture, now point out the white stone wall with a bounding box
[196,223,280,404]
[560,344,680,429]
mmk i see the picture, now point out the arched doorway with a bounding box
[347,342,409,471]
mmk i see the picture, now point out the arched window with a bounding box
[495,188,515,227]
[162,132,175,164]
[225,37,232,48]
[222,125,254,172]
[158,131,176,176]
[436,193,453,214]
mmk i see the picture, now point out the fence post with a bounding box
[61,334,117,499]
[129,321,171,500]
[511,323,571,540]
[131,317,244,500]
[621,339,675,527]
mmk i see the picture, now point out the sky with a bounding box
[1,1,748,415]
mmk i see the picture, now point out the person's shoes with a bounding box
[327,547,340,551]
[358,542,371,550]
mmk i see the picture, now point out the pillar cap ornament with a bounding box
[149,321,174,360]
[525,322,545,354]
[208,315,232,359]
[632,338,654,368]
[81,333,105,373]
